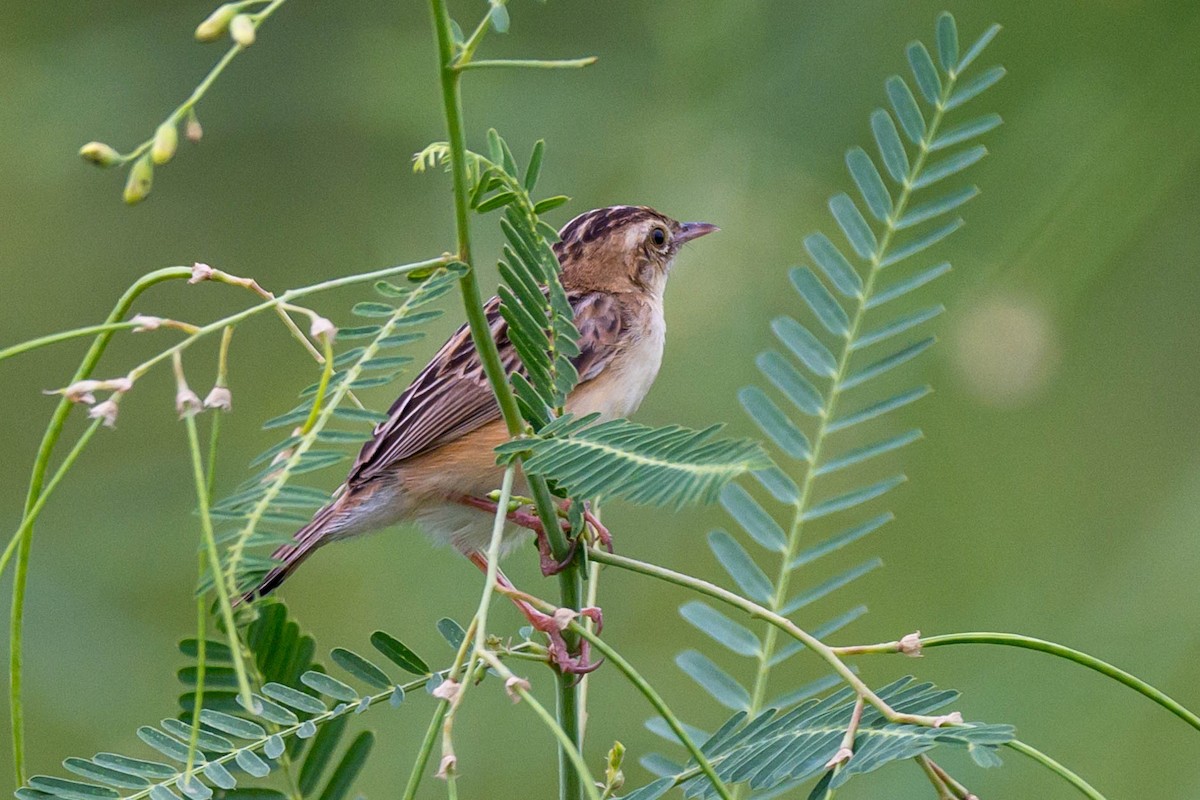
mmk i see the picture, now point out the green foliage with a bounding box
[17,604,431,800]
[627,679,1013,800]
[643,10,1007,796]
[209,264,465,593]
[497,415,770,510]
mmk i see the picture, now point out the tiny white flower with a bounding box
[504,675,531,703]
[899,631,923,658]
[824,747,853,769]
[203,386,233,412]
[88,399,119,428]
[436,754,456,779]
[176,387,202,418]
[56,379,100,404]
[131,314,164,332]
[931,711,963,728]
[552,607,578,630]
[189,262,215,284]
[310,315,337,343]
[431,679,460,702]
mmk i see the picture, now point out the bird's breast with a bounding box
[567,302,665,420]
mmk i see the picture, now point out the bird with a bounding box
[240,205,718,670]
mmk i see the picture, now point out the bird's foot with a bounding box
[461,495,605,576]
[522,605,604,677]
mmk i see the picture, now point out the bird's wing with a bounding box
[348,291,627,485]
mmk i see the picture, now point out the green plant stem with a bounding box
[458,58,597,71]
[116,0,290,164]
[8,265,191,784]
[907,632,1200,732]
[425,3,583,797]
[0,321,140,362]
[586,548,949,728]
[475,650,602,800]
[184,413,255,710]
[0,420,103,581]
[914,756,954,799]
[1006,739,1106,800]
[570,625,733,800]
[7,255,443,785]
[404,615,479,799]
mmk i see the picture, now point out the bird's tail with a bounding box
[236,496,345,606]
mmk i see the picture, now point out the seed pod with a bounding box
[124,155,154,205]
[151,122,178,165]
[195,3,237,42]
[230,14,256,47]
[79,141,120,167]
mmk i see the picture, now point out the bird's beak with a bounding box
[675,221,720,244]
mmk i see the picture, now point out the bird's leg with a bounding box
[458,495,578,576]
[465,551,602,676]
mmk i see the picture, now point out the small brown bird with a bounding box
[244,206,717,669]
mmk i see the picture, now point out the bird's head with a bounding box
[553,205,718,294]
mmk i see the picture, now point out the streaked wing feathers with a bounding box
[348,291,627,486]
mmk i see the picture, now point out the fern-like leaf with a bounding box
[624,679,1013,800]
[652,11,1007,795]
[19,605,433,800]
[497,416,769,510]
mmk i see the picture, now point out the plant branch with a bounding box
[183,408,255,711]
[458,58,597,71]
[425,3,584,797]
[833,631,1200,733]
[587,548,955,728]
[1006,739,1107,800]
[569,624,733,800]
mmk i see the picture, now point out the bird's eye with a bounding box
[651,227,667,247]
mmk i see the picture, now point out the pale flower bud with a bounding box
[185,114,203,143]
[151,121,178,165]
[189,262,215,284]
[899,631,923,658]
[310,316,336,343]
[503,675,530,703]
[131,314,163,332]
[431,679,460,702]
[123,155,153,205]
[176,387,203,418]
[203,386,233,412]
[824,747,853,768]
[195,3,237,41]
[435,754,456,779]
[88,399,119,428]
[229,14,256,47]
[55,380,100,404]
[79,141,120,167]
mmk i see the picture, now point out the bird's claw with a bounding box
[526,606,604,677]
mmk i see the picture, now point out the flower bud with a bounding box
[431,679,460,702]
[310,316,337,344]
[185,114,203,143]
[151,122,178,165]
[203,386,233,412]
[189,262,215,284]
[79,141,120,167]
[131,314,163,332]
[230,14,256,47]
[899,631,923,658]
[176,387,202,418]
[88,399,119,428]
[195,3,237,42]
[503,675,530,703]
[123,155,153,205]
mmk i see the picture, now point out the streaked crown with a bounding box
[552,205,717,293]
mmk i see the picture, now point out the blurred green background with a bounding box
[2,1,1199,797]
